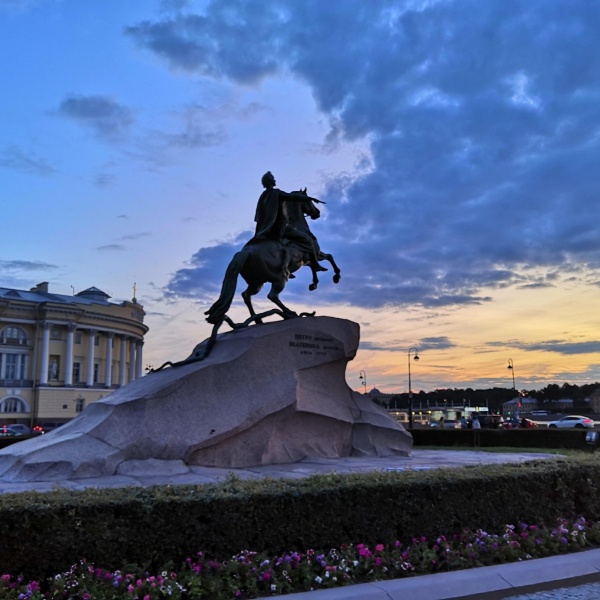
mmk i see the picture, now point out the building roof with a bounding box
[0,283,113,306]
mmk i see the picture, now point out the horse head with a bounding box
[293,187,321,220]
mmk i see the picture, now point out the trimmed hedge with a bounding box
[411,427,594,449]
[2,455,600,579]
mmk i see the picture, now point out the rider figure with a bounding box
[245,171,326,274]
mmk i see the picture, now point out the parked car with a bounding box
[4,424,31,435]
[504,417,538,429]
[547,415,594,429]
[477,414,505,429]
[38,422,65,433]
[0,425,27,437]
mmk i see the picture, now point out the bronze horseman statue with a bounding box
[154,172,341,370]
[204,171,341,329]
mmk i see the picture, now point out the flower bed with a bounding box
[1,517,598,599]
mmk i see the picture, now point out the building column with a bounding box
[119,335,127,387]
[135,340,144,379]
[39,323,51,385]
[104,333,113,388]
[64,324,76,386]
[86,329,96,387]
[128,337,136,383]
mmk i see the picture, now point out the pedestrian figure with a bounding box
[472,414,481,446]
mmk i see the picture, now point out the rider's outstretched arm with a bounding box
[280,190,324,204]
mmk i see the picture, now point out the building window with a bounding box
[75,398,85,412]
[1,353,27,381]
[1,326,28,346]
[50,326,62,340]
[0,398,26,413]
[75,332,82,344]
[93,363,99,384]
[73,362,81,384]
[94,336,100,347]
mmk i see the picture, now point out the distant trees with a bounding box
[387,382,600,413]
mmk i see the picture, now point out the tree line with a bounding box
[384,382,600,414]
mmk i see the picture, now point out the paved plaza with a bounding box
[0,448,562,494]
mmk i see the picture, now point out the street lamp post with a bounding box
[407,347,420,429]
[507,358,516,392]
[359,370,367,394]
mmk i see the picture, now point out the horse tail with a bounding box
[204,251,249,324]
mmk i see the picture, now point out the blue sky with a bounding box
[2,0,599,394]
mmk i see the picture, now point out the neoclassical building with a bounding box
[0,282,148,428]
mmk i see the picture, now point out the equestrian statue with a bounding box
[205,171,340,327]
[153,171,340,370]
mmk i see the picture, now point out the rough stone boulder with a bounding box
[0,316,412,482]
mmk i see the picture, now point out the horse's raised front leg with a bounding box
[267,277,298,318]
[319,252,341,284]
[242,282,264,323]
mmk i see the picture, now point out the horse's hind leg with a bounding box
[242,282,263,322]
[267,278,297,318]
[308,264,319,291]
[319,252,341,284]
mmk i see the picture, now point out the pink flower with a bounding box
[375,544,384,552]
[0,575,10,582]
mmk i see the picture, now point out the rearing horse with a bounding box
[205,197,340,327]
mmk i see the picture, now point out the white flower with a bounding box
[315,576,323,584]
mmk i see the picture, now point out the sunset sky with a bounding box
[2,0,599,394]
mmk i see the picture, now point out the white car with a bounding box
[547,415,594,429]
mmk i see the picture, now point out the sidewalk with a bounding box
[283,549,600,599]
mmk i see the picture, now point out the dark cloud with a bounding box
[126,5,282,83]
[95,244,127,252]
[163,104,226,148]
[360,335,455,352]
[134,1,600,310]
[120,232,152,241]
[164,233,250,304]
[0,145,55,175]
[519,340,600,356]
[57,95,134,140]
[95,173,116,187]
[0,259,58,271]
